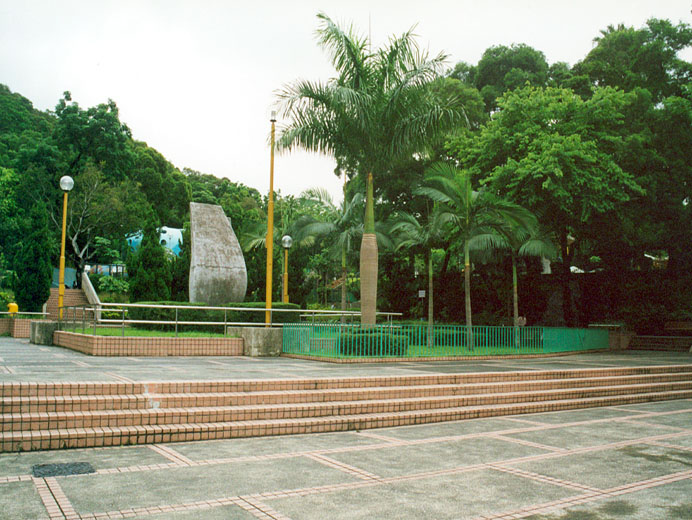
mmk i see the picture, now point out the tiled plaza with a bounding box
[1,337,691,519]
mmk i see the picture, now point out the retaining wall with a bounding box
[53,331,243,356]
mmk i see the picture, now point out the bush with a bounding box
[0,289,13,311]
[127,301,301,332]
[338,329,409,357]
[97,276,129,294]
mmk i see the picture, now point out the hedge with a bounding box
[338,330,409,357]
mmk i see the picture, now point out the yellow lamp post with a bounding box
[58,175,74,320]
[281,235,293,303]
[265,111,277,325]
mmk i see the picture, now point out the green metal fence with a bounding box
[282,323,609,359]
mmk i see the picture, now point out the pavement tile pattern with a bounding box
[1,337,692,519]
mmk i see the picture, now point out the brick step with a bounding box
[3,389,690,452]
[5,381,692,432]
[5,373,692,412]
[4,364,692,398]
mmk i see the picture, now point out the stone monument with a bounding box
[189,202,247,304]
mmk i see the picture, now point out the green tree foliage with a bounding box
[170,222,191,302]
[131,141,190,227]
[474,44,549,111]
[278,12,462,324]
[53,92,134,179]
[575,19,692,102]
[127,214,172,302]
[458,85,643,324]
[14,203,53,312]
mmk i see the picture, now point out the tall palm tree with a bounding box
[277,13,462,325]
[389,207,448,347]
[417,163,535,348]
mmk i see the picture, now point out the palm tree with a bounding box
[417,163,535,348]
[389,207,448,347]
[469,222,557,347]
[294,188,392,322]
[277,13,462,325]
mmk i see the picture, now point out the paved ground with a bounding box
[1,337,692,519]
[2,337,692,382]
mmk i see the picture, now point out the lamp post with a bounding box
[58,175,74,320]
[265,111,277,325]
[281,235,293,303]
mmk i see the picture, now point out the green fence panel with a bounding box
[282,323,607,359]
[543,327,608,353]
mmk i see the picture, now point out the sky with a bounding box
[1,0,691,207]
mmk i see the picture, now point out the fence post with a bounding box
[121,308,125,337]
[175,308,178,337]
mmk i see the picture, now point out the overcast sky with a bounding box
[1,1,690,207]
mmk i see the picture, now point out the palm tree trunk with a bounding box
[360,172,377,326]
[427,249,434,348]
[464,242,473,349]
[340,245,347,325]
[512,254,519,349]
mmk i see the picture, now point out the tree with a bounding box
[390,206,448,346]
[170,222,191,302]
[470,222,556,345]
[14,202,53,312]
[575,19,692,103]
[127,214,172,302]
[417,163,535,347]
[474,44,549,112]
[460,85,643,325]
[277,13,462,325]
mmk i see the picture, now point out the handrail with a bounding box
[58,302,403,338]
[0,311,49,316]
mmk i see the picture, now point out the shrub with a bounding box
[338,329,409,357]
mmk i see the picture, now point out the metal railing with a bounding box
[58,302,402,337]
[282,323,610,359]
[0,311,49,318]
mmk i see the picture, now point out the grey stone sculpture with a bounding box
[189,202,247,304]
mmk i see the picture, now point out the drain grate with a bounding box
[32,462,95,478]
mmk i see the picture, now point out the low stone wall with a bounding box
[226,326,282,356]
[53,331,243,356]
[0,318,32,338]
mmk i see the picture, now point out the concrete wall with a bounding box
[189,202,247,305]
[227,327,282,356]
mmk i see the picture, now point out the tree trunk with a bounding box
[427,249,434,348]
[340,245,347,325]
[512,254,519,348]
[464,242,473,349]
[360,173,378,326]
[560,230,574,327]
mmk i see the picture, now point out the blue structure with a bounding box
[126,227,183,256]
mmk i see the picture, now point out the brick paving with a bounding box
[1,337,692,518]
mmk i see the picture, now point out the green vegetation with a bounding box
[60,325,227,338]
[0,15,690,332]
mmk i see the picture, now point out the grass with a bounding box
[61,326,229,338]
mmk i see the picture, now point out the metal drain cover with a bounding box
[32,462,95,478]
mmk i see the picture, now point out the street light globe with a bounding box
[59,175,74,192]
[281,235,293,249]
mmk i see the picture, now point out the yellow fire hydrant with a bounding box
[7,302,18,315]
